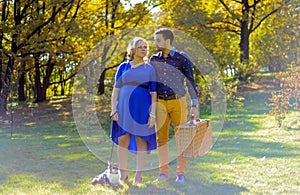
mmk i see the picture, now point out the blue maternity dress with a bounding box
[110,61,157,153]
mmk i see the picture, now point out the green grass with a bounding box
[0,90,299,194]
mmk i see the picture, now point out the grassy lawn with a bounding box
[0,90,299,194]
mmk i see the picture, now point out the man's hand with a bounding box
[190,106,199,119]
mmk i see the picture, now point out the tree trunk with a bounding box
[59,70,65,95]
[61,82,65,96]
[238,0,250,81]
[0,0,21,113]
[0,33,3,96]
[0,36,17,112]
[240,23,249,64]
[0,47,3,97]
[0,0,7,96]
[34,55,55,102]
[35,89,47,102]
[41,59,55,100]
[97,70,106,95]
[18,72,26,101]
[18,52,26,101]
[34,55,44,102]
[0,56,14,114]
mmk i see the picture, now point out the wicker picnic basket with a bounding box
[175,119,212,158]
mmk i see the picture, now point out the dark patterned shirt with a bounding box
[149,48,198,102]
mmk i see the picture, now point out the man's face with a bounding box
[154,34,167,51]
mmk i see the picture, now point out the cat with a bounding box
[106,162,121,184]
[91,162,121,186]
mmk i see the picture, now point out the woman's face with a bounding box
[134,40,148,58]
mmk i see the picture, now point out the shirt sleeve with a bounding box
[180,52,198,100]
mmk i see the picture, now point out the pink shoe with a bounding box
[120,175,128,181]
[133,176,142,183]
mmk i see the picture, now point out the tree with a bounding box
[251,0,299,72]
[0,0,83,113]
[220,0,281,80]
[0,0,162,114]
[94,0,159,95]
[157,0,286,81]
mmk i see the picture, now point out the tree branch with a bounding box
[250,0,262,8]
[232,0,242,3]
[249,0,264,31]
[250,8,280,33]
[20,37,66,48]
[222,20,241,29]
[205,24,240,35]
[64,0,75,20]
[249,4,256,31]
[105,63,120,71]
[50,59,122,85]
[149,2,165,11]
[17,0,74,50]
[1,0,9,21]
[49,71,77,85]
[20,0,35,19]
[219,0,242,23]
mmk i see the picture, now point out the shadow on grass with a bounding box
[0,90,298,194]
[239,91,272,115]
[0,121,248,194]
[124,181,247,195]
[213,135,300,159]
[0,122,101,184]
[218,90,300,159]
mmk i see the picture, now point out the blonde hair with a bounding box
[126,37,148,61]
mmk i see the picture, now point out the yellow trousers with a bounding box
[156,96,188,176]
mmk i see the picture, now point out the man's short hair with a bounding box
[154,28,174,45]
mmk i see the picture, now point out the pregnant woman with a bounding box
[110,37,157,183]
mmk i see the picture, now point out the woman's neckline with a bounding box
[130,61,145,69]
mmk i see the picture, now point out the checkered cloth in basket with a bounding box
[175,119,212,158]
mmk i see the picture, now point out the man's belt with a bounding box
[157,94,179,100]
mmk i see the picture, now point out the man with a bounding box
[149,28,199,183]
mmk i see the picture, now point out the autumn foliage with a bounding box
[268,63,300,128]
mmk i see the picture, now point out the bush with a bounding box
[267,63,300,128]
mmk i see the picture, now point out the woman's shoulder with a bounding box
[119,61,130,67]
[118,61,130,70]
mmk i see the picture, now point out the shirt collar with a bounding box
[158,47,176,58]
[170,47,176,56]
